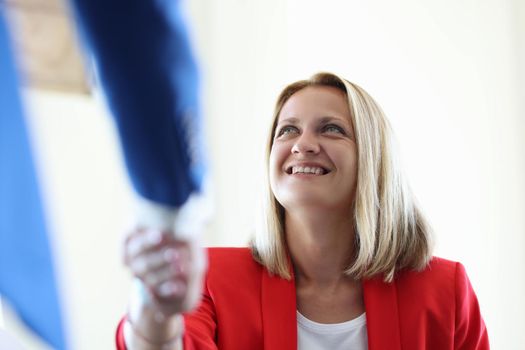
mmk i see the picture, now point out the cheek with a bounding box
[268,148,279,183]
[345,154,358,174]
[269,143,286,167]
[334,146,358,178]
[268,144,287,188]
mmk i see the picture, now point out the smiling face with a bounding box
[269,85,358,213]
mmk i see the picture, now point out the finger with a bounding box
[169,241,191,262]
[142,259,189,287]
[129,247,180,277]
[124,228,164,263]
[156,280,188,299]
[122,227,145,265]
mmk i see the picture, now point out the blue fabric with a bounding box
[70,0,207,208]
[0,12,66,350]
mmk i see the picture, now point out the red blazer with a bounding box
[116,247,489,349]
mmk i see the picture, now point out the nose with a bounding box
[291,131,320,154]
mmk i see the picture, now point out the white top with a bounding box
[297,311,368,350]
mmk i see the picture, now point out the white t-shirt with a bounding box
[297,311,368,350]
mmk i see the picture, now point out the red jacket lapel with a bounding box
[363,277,402,350]
[259,263,403,350]
[261,268,297,350]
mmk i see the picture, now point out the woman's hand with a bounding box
[124,228,207,317]
[122,228,207,348]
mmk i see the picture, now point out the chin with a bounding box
[278,194,337,211]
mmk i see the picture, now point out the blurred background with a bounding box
[1,0,524,348]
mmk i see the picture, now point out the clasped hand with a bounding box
[123,228,207,319]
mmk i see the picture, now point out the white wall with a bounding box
[4,0,524,348]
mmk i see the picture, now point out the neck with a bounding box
[285,207,356,287]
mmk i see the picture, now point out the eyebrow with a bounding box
[278,115,351,128]
[319,116,350,127]
[276,117,295,126]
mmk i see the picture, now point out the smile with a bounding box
[287,166,329,175]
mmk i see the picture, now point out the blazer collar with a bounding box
[261,268,297,350]
[260,265,402,350]
[363,277,402,350]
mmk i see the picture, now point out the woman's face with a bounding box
[269,86,358,213]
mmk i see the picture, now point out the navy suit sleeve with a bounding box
[69,0,206,207]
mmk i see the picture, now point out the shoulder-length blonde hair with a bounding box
[251,72,433,282]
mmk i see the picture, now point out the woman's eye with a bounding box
[277,126,299,137]
[323,124,345,134]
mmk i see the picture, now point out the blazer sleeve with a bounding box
[114,284,218,350]
[182,281,218,350]
[115,317,127,350]
[454,262,490,349]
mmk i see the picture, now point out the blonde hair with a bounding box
[252,72,433,282]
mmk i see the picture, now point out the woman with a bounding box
[117,73,489,349]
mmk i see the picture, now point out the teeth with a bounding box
[291,166,325,175]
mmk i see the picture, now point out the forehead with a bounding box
[279,85,350,119]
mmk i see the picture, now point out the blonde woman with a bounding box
[117,73,489,350]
